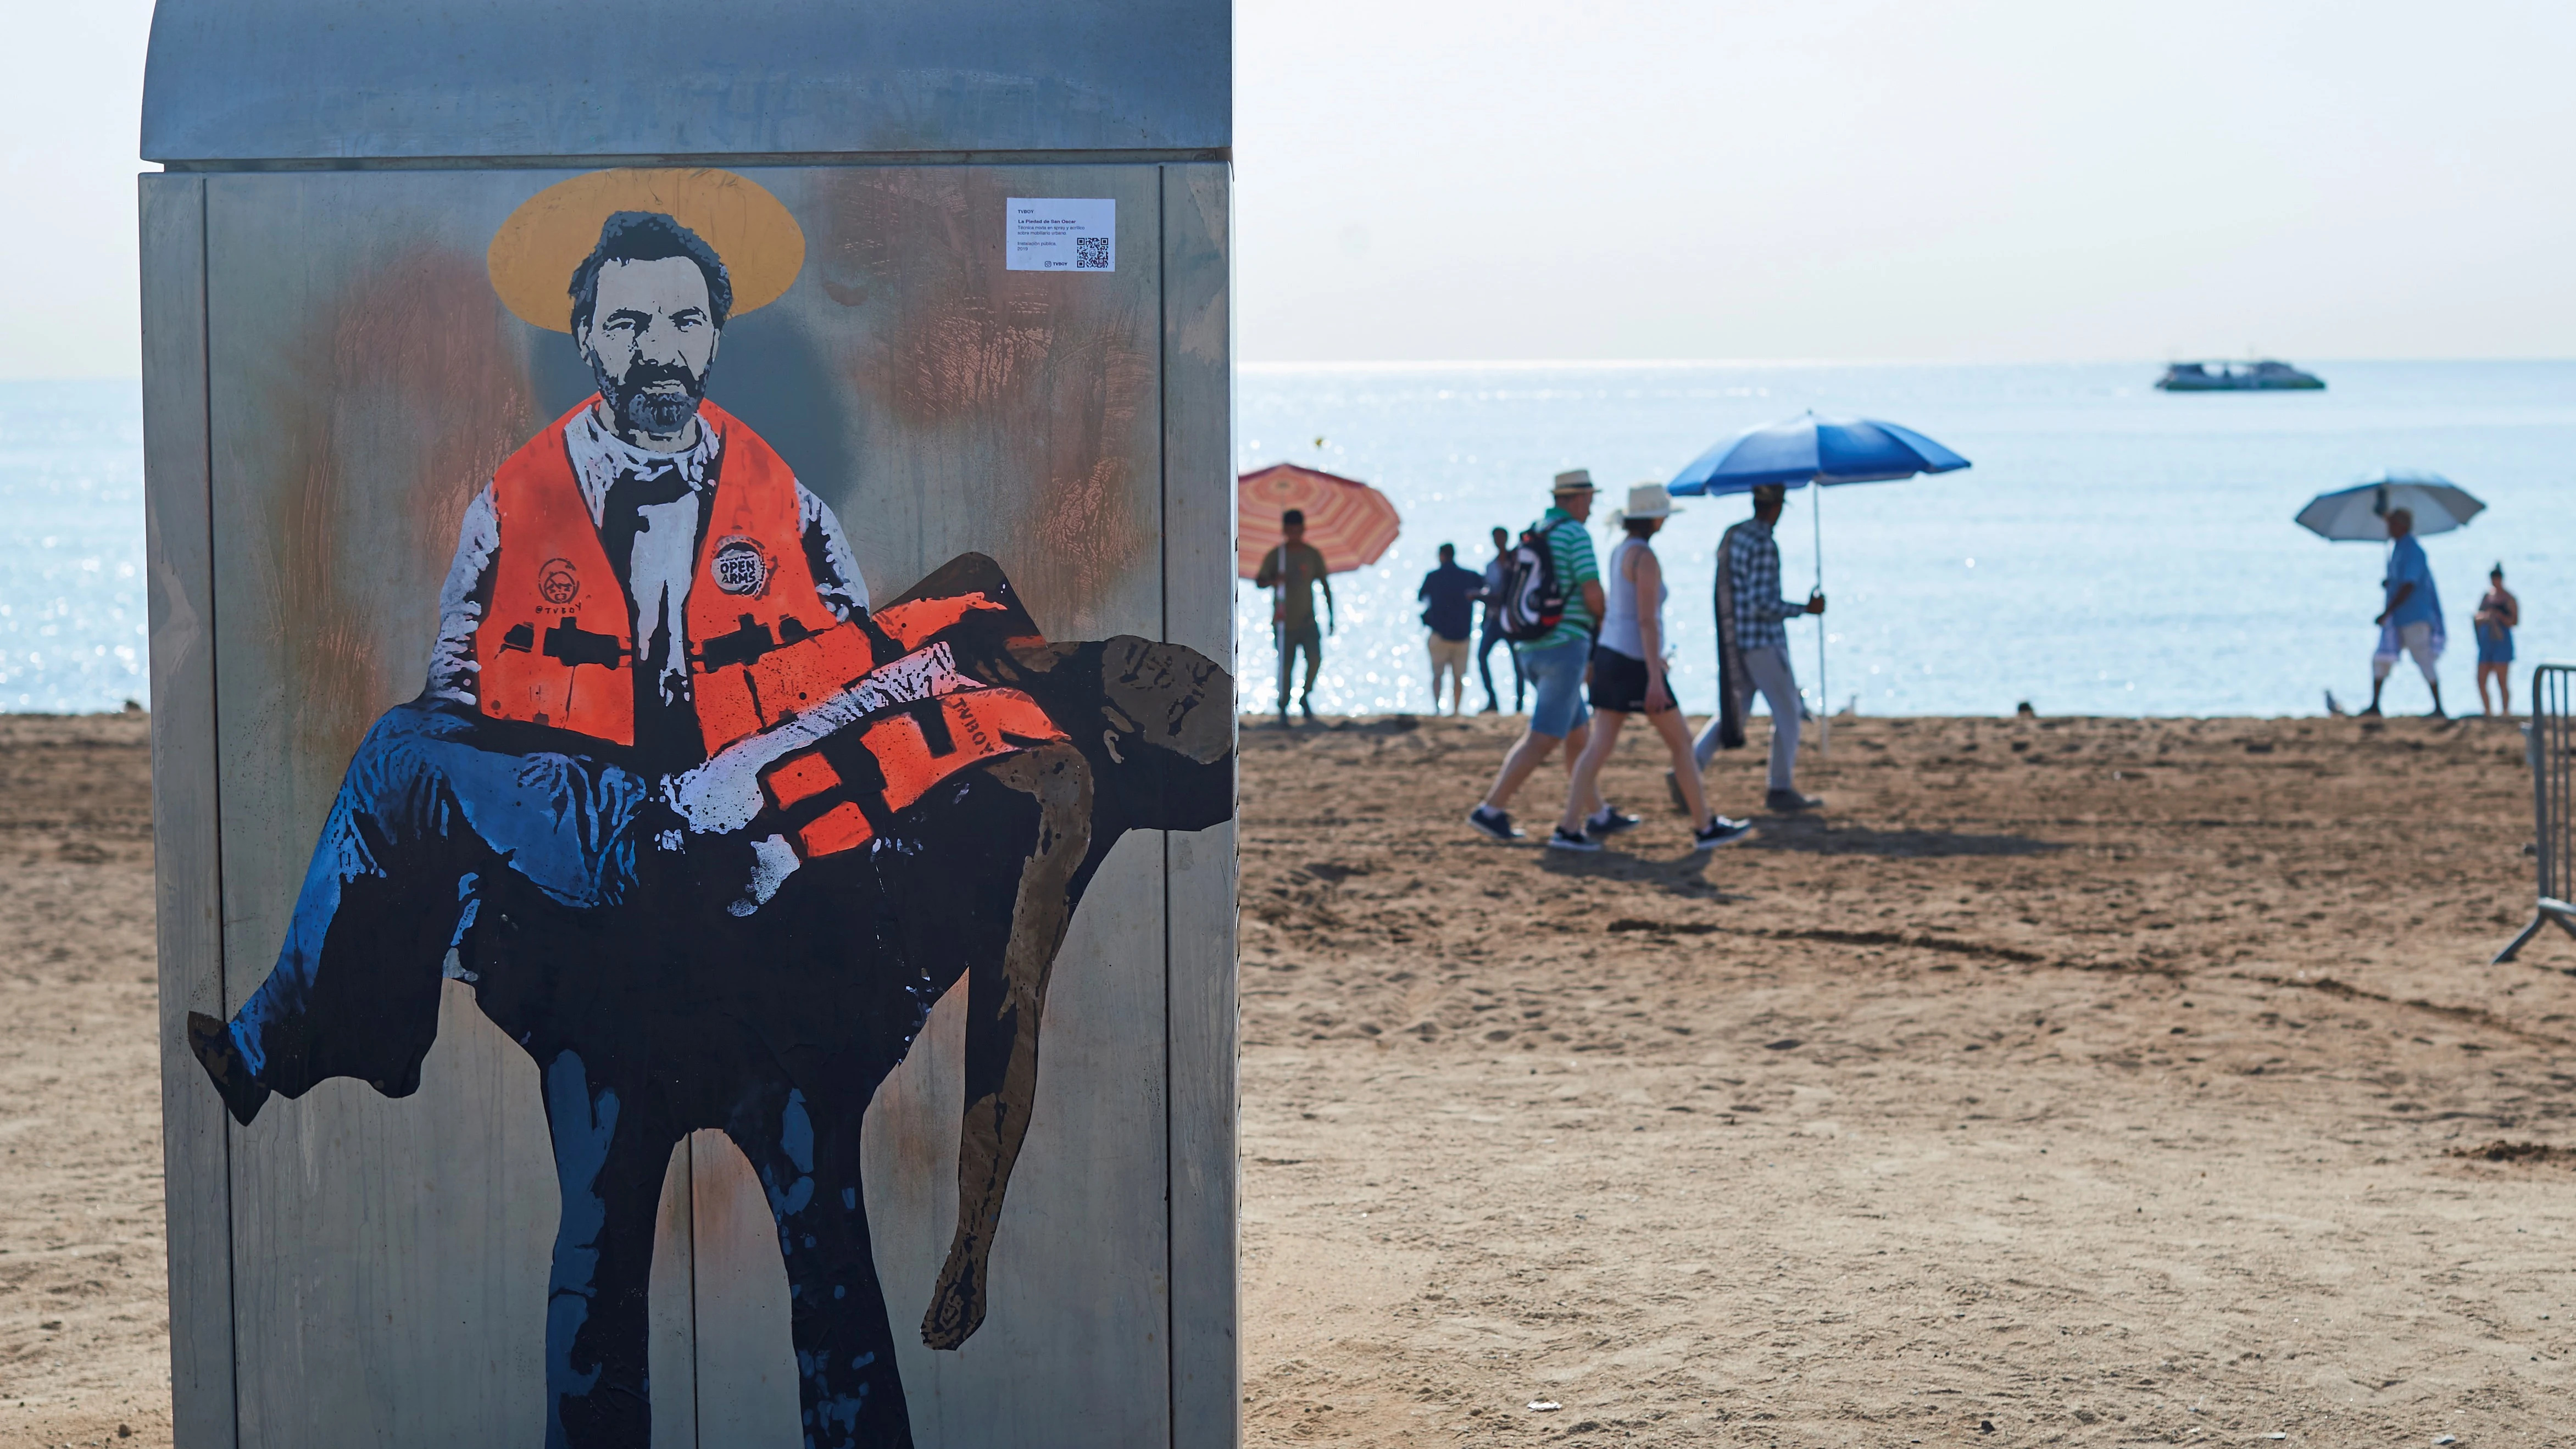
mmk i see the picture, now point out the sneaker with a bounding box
[1467,805,1522,842]
[1765,788,1823,813]
[1693,817,1754,851]
[1546,826,1601,852]
[1587,806,1642,835]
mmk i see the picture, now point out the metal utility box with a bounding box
[140,4,1234,1445]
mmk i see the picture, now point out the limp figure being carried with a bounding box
[185,172,1234,1449]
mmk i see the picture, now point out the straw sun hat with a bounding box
[1607,482,1682,531]
[486,168,806,332]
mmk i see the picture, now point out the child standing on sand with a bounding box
[2475,563,2519,717]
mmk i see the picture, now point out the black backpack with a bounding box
[1494,522,1567,642]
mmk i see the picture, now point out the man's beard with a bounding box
[595,356,709,437]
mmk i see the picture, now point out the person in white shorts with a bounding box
[2364,507,2445,718]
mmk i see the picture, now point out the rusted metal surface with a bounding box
[142,0,1229,166]
[802,166,1162,641]
[167,160,1216,1445]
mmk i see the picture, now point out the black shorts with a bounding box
[1587,645,1656,714]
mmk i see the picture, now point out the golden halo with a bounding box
[487,168,805,333]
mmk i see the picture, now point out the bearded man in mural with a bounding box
[184,180,1233,1449]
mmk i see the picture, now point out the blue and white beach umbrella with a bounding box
[1667,413,1971,748]
[1666,412,1971,495]
[2294,471,2484,542]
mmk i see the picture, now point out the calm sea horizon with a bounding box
[1238,359,2576,721]
[7,360,2572,717]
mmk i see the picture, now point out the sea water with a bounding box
[0,381,146,712]
[1237,360,2576,720]
[7,363,2573,717]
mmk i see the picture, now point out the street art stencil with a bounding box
[185,169,1235,1448]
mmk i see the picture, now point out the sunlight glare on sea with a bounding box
[0,382,147,713]
[1237,360,2576,720]
[5,363,2573,718]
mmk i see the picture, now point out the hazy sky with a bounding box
[8,1,2572,376]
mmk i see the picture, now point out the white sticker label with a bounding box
[1007,198,1116,272]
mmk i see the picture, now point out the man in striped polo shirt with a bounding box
[1468,470,1635,841]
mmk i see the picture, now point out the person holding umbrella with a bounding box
[1238,461,1401,727]
[1689,483,1827,812]
[2366,506,2444,718]
[2293,472,2483,720]
[1256,508,1334,726]
[1665,410,1969,795]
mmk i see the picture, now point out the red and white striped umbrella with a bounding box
[1237,463,1402,579]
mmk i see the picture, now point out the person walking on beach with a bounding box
[1477,525,1525,714]
[1468,470,1631,841]
[1256,509,1334,726]
[1418,542,1483,716]
[2475,562,2519,717]
[1690,483,1826,812]
[2365,507,2444,718]
[1551,486,1753,852]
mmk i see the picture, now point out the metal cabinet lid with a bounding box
[142,0,1229,166]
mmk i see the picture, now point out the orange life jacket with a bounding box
[474,397,877,754]
[757,687,1069,860]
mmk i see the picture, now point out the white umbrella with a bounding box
[2295,471,2484,541]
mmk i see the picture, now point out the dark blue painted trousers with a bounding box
[210,700,926,1448]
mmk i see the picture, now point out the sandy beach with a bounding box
[7,707,2576,1446]
[0,714,165,1447]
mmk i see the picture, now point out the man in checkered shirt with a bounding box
[1692,483,1825,812]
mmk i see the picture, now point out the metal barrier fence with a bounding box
[2496,664,2576,963]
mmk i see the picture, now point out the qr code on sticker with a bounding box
[1075,236,1111,269]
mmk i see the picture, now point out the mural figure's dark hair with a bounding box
[569,211,733,334]
[1281,509,1306,527]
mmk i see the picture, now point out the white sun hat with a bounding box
[1611,482,1682,526]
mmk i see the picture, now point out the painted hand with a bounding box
[670,642,971,835]
[920,1239,990,1350]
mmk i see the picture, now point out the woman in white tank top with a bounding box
[1551,485,1750,852]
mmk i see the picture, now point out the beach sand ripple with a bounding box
[5,710,2574,1445]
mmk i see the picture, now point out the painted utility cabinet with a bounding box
[139,5,1236,1446]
